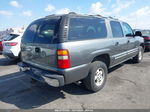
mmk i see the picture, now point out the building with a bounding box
[0,27,24,40]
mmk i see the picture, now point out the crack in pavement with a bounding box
[81,103,86,110]
[119,77,138,87]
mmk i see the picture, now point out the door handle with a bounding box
[115,42,119,46]
[127,40,130,44]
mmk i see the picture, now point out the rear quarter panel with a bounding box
[57,38,115,84]
[58,39,115,67]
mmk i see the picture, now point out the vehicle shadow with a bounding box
[0,71,90,109]
[0,57,18,66]
[0,56,141,109]
[108,63,124,73]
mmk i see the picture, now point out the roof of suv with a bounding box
[43,12,120,21]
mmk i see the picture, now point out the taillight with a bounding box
[144,37,150,40]
[57,49,70,69]
[5,42,18,46]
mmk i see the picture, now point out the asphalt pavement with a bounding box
[0,52,150,109]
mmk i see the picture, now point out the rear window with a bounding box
[22,20,41,43]
[141,30,150,36]
[34,19,60,44]
[68,17,107,40]
[5,34,19,41]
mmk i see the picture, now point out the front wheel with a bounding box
[83,61,107,92]
[132,46,144,63]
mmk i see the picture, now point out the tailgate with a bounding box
[21,44,58,69]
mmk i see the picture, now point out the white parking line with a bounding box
[144,58,150,60]
[0,74,25,83]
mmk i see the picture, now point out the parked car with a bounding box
[18,13,144,92]
[134,29,150,50]
[0,40,3,54]
[2,32,23,60]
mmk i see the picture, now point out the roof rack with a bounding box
[96,14,103,17]
[45,12,77,18]
[45,14,56,18]
[68,12,76,15]
[108,16,118,20]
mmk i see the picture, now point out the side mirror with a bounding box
[134,31,142,37]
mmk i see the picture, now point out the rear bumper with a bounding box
[18,62,65,87]
[2,51,18,59]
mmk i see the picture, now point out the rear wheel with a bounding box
[17,52,21,62]
[83,61,107,92]
[13,53,21,62]
[132,46,144,63]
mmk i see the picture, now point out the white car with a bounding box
[2,32,23,60]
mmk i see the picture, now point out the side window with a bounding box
[122,22,133,37]
[34,19,60,44]
[22,21,41,43]
[110,21,123,38]
[68,17,107,40]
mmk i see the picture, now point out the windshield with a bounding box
[141,30,150,36]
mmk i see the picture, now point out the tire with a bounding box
[132,46,144,63]
[17,52,21,62]
[14,53,21,62]
[83,61,107,92]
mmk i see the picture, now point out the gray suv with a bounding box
[18,13,144,92]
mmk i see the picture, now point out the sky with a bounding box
[0,0,150,30]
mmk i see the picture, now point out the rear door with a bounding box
[110,21,128,65]
[21,18,61,70]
